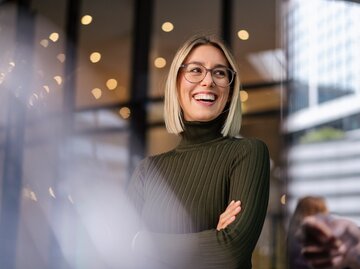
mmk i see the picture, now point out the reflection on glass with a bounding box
[40,39,49,47]
[91,88,102,99]
[285,0,360,225]
[49,32,59,42]
[57,53,66,63]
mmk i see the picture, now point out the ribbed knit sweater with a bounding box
[127,115,270,269]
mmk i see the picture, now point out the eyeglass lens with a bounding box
[183,63,234,87]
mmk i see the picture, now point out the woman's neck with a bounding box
[178,114,226,147]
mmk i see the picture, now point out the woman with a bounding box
[127,34,270,269]
[287,196,329,269]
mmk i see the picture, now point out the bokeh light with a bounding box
[237,30,249,40]
[90,52,101,63]
[161,22,174,32]
[53,76,63,85]
[81,15,93,25]
[240,90,249,102]
[154,57,166,68]
[91,88,102,99]
[119,107,131,119]
[106,78,118,90]
[49,32,59,42]
[40,39,49,47]
[57,53,66,63]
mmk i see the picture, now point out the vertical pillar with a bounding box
[128,0,154,177]
[221,0,233,48]
[0,1,34,268]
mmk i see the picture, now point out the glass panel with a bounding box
[284,0,360,250]
[233,0,283,84]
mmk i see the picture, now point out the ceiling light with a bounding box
[91,88,102,99]
[81,15,93,25]
[90,52,101,63]
[240,90,249,102]
[154,57,166,68]
[162,22,174,32]
[106,78,118,90]
[119,107,131,119]
[237,30,249,40]
[49,32,59,42]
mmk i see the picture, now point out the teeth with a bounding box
[194,93,215,101]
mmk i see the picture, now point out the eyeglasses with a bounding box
[180,62,236,87]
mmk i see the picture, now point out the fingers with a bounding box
[302,242,346,269]
[300,216,338,246]
[217,200,241,231]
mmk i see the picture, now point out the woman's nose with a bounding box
[200,71,215,86]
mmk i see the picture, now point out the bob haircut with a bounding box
[164,34,242,137]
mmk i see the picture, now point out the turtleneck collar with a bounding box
[177,113,227,149]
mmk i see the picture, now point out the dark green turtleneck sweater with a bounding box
[127,115,270,269]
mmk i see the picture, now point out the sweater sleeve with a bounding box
[131,139,270,269]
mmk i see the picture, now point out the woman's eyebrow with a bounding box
[187,61,229,68]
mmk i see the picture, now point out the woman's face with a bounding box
[178,44,231,122]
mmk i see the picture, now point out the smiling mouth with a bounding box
[193,93,217,103]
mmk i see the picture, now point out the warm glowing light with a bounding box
[119,107,131,119]
[91,88,102,99]
[237,30,249,40]
[81,15,93,25]
[40,39,49,47]
[240,90,249,102]
[49,187,56,199]
[43,85,50,93]
[53,76,63,85]
[57,53,66,63]
[90,52,101,63]
[162,22,174,32]
[106,78,118,90]
[280,194,286,205]
[49,32,59,42]
[8,62,15,72]
[154,57,166,68]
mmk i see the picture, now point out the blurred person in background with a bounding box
[299,214,360,269]
[126,34,270,269]
[287,196,329,269]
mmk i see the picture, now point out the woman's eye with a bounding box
[213,69,226,77]
[189,67,202,73]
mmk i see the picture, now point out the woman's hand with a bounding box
[217,200,241,231]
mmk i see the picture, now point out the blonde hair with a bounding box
[164,34,242,137]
